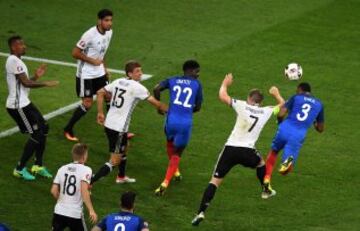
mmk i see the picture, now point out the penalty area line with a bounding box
[0,52,153,138]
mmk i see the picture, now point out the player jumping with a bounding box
[264,82,324,192]
[153,60,203,196]
[90,61,167,185]
[192,73,284,226]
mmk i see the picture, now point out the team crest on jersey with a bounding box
[79,40,86,47]
[85,90,91,96]
[86,174,91,180]
[17,66,23,72]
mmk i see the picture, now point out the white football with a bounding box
[284,63,303,80]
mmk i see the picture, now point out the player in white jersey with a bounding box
[90,61,168,185]
[5,35,59,181]
[192,73,284,226]
[51,143,97,231]
[64,9,113,142]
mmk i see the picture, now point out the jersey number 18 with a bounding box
[63,173,77,196]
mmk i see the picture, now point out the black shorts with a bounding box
[76,75,108,98]
[6,103,47,134]
[213,146,262,178]
[52,213,86,231]
[105,127,128,154]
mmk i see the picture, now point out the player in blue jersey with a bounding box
[263,82,324,195]
[153,60,203,196]
[91,191,149,231]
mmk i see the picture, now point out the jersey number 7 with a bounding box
[248,115,259,132]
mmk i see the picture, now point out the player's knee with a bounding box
[210,177,222,187]
[30,130,46,144]
[110,155,121,166]
[82,98,93,109]
[256,159,265,168]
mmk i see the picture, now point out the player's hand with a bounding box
[34,64,47,79]
[223,73,234,86]
[157,103,168,115]
[92,59,103,66]
[269,86,279,96]
[45,80,59,87]
[89,210,98,224]
[97,113,105,125]
[157,109,165,115]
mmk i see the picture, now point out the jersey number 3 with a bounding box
[173,86,192,108]
[296,103,311,121]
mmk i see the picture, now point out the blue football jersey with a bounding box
[160,76,203,124]
[96,212,148,231]
[281,93,324,131]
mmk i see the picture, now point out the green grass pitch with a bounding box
[0,0,359,230]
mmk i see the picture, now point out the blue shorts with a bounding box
[271,127,306,164]
[165,122,192,148]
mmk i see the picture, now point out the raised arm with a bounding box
[268,86,285,108]
[219,73,233,106]
[81,181,97,224]
[96,88,107,125]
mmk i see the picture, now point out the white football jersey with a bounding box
[53,162,92,219]
[226,99,275,148]
[104,78,150,132]
[5,55,30,109]
[76,26,113,79]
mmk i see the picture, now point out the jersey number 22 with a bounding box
[173,85,192,108]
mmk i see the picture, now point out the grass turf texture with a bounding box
[0,0,360,230]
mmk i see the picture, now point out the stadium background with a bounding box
[0,0,359,230]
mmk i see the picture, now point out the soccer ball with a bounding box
[284,63,303,80]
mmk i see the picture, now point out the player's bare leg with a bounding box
[192,177,222,226]
[64,97,93,141]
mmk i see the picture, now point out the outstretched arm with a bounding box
[16,72,58,88]
[219,73,233,106]
[147,96,168,114]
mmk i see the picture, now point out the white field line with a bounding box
[0,53,153,138]
[0,52,152,80]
